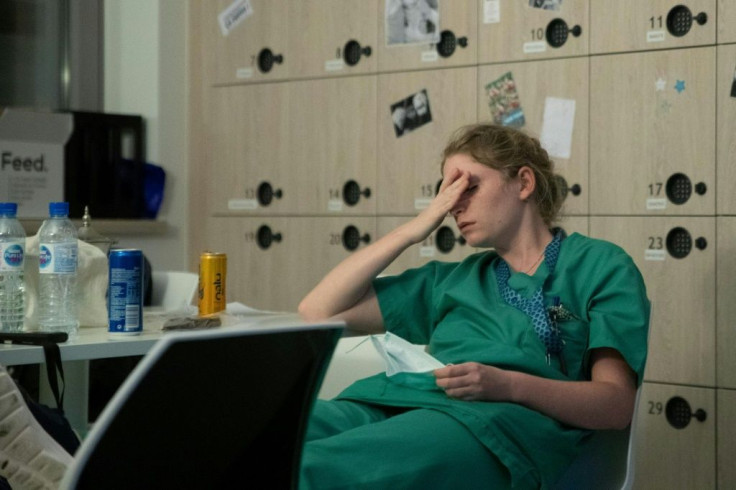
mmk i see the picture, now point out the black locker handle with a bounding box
[342,225,371,251]
[343,40,372,66]
[665,396,707,429]
[435,226,466,254]
[257,182,283,207]
[694,12,708,26]
[256,225,283,250]
[342,180,372,206]
[257,48,284,73]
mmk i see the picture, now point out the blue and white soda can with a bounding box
[108,249,143,336]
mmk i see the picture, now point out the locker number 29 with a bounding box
[648,400,664,415]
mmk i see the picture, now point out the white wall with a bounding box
[103,0,189,271]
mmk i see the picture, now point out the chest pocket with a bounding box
[557,317,589,380]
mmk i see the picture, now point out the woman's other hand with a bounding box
[434,362,511,402]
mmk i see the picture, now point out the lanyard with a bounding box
[495,230,567,374]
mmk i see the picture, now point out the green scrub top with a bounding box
[336,233,650,488]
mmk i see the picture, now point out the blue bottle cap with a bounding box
[49,202,70,217]
[0,203,18,217]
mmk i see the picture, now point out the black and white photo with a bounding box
[385,0,441,46]
[390,89,433,137]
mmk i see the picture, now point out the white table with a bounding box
[0,311,309,435]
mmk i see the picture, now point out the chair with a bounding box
[552,387,642,490]
[62,319,344,489]
[150,270,199,309]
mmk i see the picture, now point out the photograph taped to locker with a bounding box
[390,89,433,137]
[485,72,526,129]
[528,0,563,11]
[385,0,440,46]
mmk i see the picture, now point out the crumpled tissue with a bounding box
[370,332,445,390]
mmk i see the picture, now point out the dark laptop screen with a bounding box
[71,325,342,489]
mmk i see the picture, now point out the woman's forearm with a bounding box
[299,168,470,322]
[507,372,636,430]
[297,223,417,321]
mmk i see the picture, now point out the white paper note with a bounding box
[540,97,576,160]
[484,0,500,23]
[218,0,253,36]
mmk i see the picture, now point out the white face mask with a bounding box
[370,332,445,390]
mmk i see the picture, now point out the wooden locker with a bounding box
[716,218,736,389]
[717,44,736,214]
[205,217,377,312]
[377,66,477,216]
[208,76,377,216]
[377,0,476,72]
[556,215,588,236]
[590,217,715,387]
[377,217,479,276]
[477,0,589,63]
[478,57,589,215]
[633,383,715,489]
[718,0,736,43]
[201,0,289,85]
[288,0,378,79]
[377,216,589,278]
[288,76,378,215]
[718,389,736,489]
[590,0,715,54]
[590,48,715,216]
[208,82,291,216]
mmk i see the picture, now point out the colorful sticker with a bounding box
[485,72,525,128]
[390,89,433,137]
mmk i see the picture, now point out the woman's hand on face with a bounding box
[405,167,470,243]
[434,362,511,402]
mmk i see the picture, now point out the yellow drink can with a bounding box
[198,252,227,315]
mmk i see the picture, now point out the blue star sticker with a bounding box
[675,80,686,93]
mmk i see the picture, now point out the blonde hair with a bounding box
[442,123,563,226]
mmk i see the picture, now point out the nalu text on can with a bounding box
[108,249,143,336]
[198,252,227,316]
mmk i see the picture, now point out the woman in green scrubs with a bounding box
[298,123,650,489]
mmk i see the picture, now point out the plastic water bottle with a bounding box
[38,202,79,336]
[0,203,26,333]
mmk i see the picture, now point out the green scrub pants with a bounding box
[299,400,514,489]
